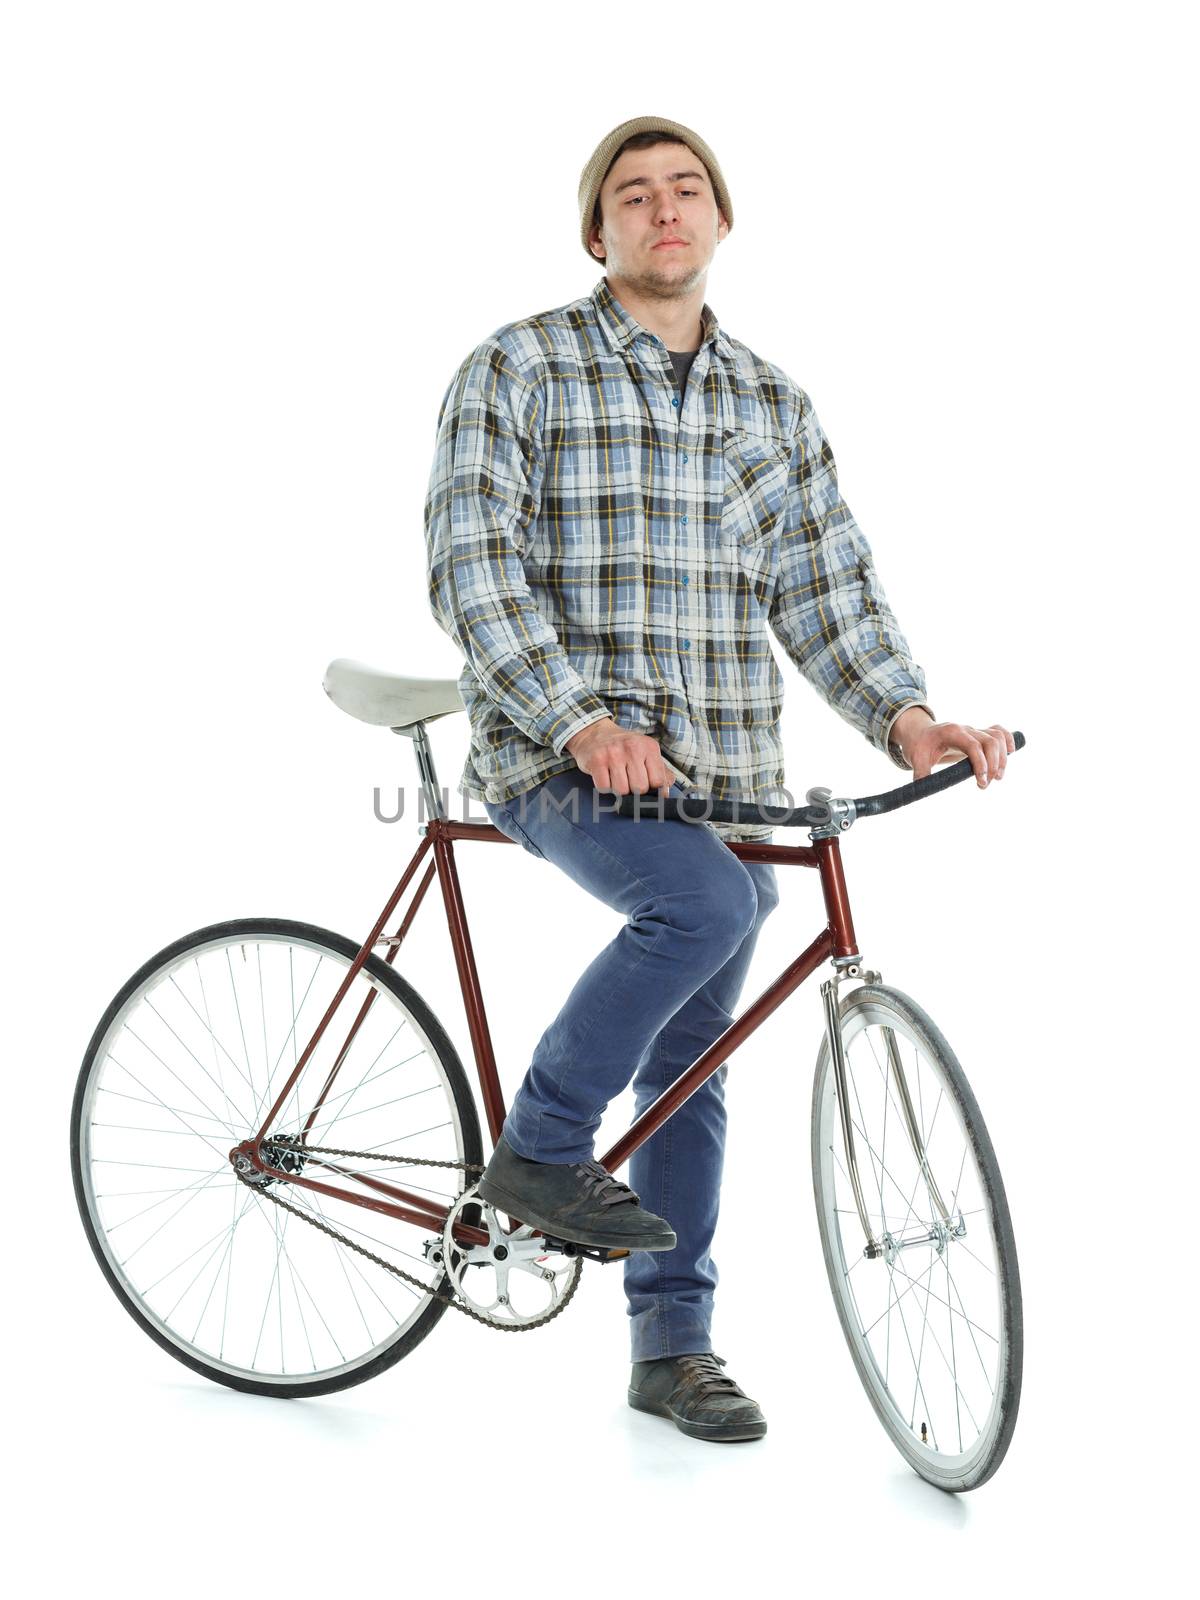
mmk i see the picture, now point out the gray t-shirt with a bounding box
[667,347,699,399]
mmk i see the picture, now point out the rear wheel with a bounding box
[71,918,483,1397]
[811,982,1022,1490]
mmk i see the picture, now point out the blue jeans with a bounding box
[483,768,779,1362]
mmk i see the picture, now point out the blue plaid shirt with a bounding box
[424,277,933,841]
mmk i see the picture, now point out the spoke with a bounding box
[280,1237,320,1370]
[220,1177,238,1359]
[93,1122,227,1138]
[865,1257,999,1346]
[118,1166,229,1268]
[259,945,326,1135]
[225,945,260,1123]
[106,1166,232,1235]
[908,1243,936,1435]
[170,959,261,1112]
[861,1250,941,1337]
[142,1192,258,1297]
[190,1190,251,1347]
[841,1102,928,1231]
[96,1085,243,1128]
[98,1057,238,1164]
[136,1003,255,1131]
[301,1190,384,1347]
[158,1188,261,1319]
[890,1255,983,1441]
[252,1195,290,1370]
[257,946,272,1140]
[91,1158,225,1173]
[185,958,245,1134]
[895,1085,948,1240]
[281,1183,444,1275]
[284,1185,430,1299]
[947,1233,997,1277]
[880,1254,940,1448]
[98,1181,240,1199]
[108,1044,243,1146]
[300,1081,445,1139]
[943,1251,1000,1385]
[950,1142,969,1214]
[360,1120,454,1153]
[299,1026,410,1144]
[266,1034,413,1136]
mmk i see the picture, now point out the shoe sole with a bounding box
[477,1179,677,1252]
[627,1389,767,1441]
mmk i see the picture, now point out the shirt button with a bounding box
[681,574,690,586]
[680,514,688,524]
[682,639,691,650]
[682,452,689,463]
[671,396,679,408]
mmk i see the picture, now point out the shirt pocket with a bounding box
[721,427,791,602]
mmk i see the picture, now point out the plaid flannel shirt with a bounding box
[424,277,933,842]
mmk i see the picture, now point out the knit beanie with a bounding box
[578,115,733,261]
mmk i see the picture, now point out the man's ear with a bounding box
[587,221,607,260]
[716,209,730,241]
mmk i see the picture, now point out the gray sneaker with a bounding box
[476,1131,677,1252]
[628,1353,768,1442]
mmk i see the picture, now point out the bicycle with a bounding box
[71,657,1026,1492]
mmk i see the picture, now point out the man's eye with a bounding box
[626,188,698,205]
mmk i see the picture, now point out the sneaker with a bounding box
[476,1131,677,1252]
[628,1352,768,1441]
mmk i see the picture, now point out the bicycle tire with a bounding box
[71,917,484,1398]
[810,982,1023,1491]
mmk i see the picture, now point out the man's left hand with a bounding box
[893,708,1016,787]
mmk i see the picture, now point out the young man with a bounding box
[424,114,1014,1443]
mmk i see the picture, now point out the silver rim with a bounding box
[814,994,1010,1483]
[77,930,469,1387]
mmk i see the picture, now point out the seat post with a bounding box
[392,721,447,822]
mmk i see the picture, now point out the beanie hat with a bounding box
[578,115,733,261]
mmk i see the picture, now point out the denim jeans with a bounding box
[483,768,779,1362]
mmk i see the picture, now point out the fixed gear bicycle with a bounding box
[71,657,1025,1492]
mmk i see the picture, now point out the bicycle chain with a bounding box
[239,1143,582,1333]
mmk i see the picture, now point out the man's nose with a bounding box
[651,192,680,224]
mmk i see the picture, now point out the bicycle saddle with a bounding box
[323,658,464,731]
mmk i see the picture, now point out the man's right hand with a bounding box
[565,717,674,795]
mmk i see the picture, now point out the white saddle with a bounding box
[323,658,464,731]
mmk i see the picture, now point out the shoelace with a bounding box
[573,1159,641,1209]
[671,1353,742,1400]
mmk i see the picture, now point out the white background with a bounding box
[4,0,1196,1593]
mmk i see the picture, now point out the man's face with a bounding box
[587,140,729,300]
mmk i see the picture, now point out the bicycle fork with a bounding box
[820,968,962,1262]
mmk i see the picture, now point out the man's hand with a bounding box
[894,708,1016,788]
[565,717,675,795]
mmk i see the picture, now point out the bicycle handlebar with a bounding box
[613,731,1027,829]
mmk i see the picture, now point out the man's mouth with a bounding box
[653,238,688,250]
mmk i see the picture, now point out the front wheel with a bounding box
[811,982,1023,1491]
[71,918,483,1397]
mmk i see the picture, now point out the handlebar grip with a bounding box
[612,730,1026,828]
[852,729,1026,816]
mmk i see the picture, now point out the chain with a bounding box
[239,1142,582,1332]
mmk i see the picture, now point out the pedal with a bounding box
[539,1234,630,1263]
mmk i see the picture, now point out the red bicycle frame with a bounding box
[229,816,860,1251]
